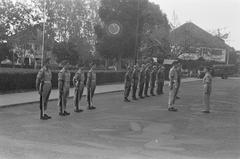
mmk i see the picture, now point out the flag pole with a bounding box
[134,0,140,64]
[41,0,46,67]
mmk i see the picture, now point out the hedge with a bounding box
[0,69,125,93]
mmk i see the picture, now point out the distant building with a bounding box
[170,22,234,63]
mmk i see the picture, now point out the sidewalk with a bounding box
[0,78,200,107]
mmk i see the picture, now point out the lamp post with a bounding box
[41,0,46,67]
[134,0,140,64]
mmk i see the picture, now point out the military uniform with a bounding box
[202,71,212,112]
[138,67,145,98]
[144,66,151,97]
[156,67,165,95]
[168,65,178,111]
[36,66,52,119]
[131,67,139,100]
[73,69,85,112]
[86,68,96,109]
[150,67,157,96]
[58,68,71,115]
[124,69,132,102]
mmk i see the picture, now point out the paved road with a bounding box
[0,78,239,159]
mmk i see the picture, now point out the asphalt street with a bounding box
[0,78,239,159]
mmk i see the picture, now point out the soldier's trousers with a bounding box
[203,84,211,111]
[74,85,84,109]
[132,83,138,98]
[138,83,144,97]
[150,81,155,95]
[157,81,164,94]
[168,85,177,108]
[59,88,69,113]
[124,85,131,98]
[87,85,96,106]
[144,80,150,96]
[40,83,51,115]
[174,81,181,98]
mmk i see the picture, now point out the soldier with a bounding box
[156,65,165,95]
[202,67,212,113]
[174,63,182,99]
[144,63,151,97]
[138,64,145,99]
[73,65,85,113]
[150,65,157,96]
[131,65,139,100]
[124,66,132,102]
[36,58,52,120]
[58,61,71,116]
[86,63,96,110]
[168,61,178,112]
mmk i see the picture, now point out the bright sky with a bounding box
[150,0,240,50]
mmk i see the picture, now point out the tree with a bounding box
[95,0,170,65]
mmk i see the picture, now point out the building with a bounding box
[170,22,234,63]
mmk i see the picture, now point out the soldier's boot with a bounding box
[124,97,131,102]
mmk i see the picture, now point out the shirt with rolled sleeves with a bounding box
[139,69,145,84]
[73,70,85,87]
[86,70,96,88]
[132,69,139,85]
[58,68,71,90]
[124,71,132,87]
[37,66,52,83]
[169,67,177,86]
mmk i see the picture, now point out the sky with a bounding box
[150,0,240,50]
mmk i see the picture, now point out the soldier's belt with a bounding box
[44,81,51,83]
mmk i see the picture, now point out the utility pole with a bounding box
[134,0,140,64]
[41,0,46,67]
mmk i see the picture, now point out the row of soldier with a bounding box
[123,63,181,104]
[36,59,97,120]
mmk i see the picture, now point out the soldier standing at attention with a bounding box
[73,65,85,113]
[174,63,182,99]
[156,65,163,95]
[36,58,52,120]
[202,67,212,113]
[138,64,145,99]
[144,63,151,97]
[131,65,139,100]
[168,61,178,112]
[150,65,157,96]
[86,63,96,110]
[159,66,165,94]
[124,66,132,102]
[58,61,71,116]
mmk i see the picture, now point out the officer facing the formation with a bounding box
[124,66,132,102]
[202,67,212,113]
[150,65,157,96]
[36,58,52,120]
[144,63,151,97]
[168,61,178,112]
[86,63,96,110]
[174,63,182,99]
[131,65,139,100]
[156,65,165,95]
[73,65,85,113]
[58,61,71,116]
[138,64,145,99]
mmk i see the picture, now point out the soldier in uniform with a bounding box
[36,58,52,120]
[168,61,178,112]
[124,66,132,102]
[86,63,96,110]
[144,63,151,97]
[150,65,157,96]
[58,61,71,116]
[73,65,85,113]
[174,63,182,99]
[138,64,145,99]
[131,65,139,100]
[156,65,165,95]
[202,67,212,113]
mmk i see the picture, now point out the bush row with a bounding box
[0,71,125,93]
